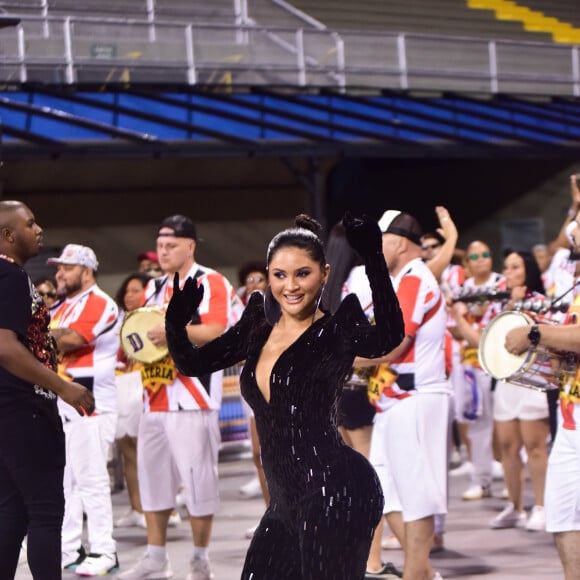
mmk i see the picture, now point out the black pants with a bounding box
[0,407,65,580]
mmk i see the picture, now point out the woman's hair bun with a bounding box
[295,213,322,235]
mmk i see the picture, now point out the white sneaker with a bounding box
[115,509,146,528]
[175,490,186,508]
[75,553,119,576]
[492,460,504,480]
[118,554,173,579]
[168,511,181,527]
[489,503,527,529]
[449,461,473,477]
[499,487,509,500]
[239,476,262,498]
[462,484,492,501]
[186,558,214,580]
[433,573,445,580]
[526,505,546,532]
[63,546,87,570]
[381,534,402,550]
[449,448,462,468]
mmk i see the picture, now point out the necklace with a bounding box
[0,253,15,264]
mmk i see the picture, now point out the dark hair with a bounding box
[115,272,152,309]
[33,276,56,288]
[266,214,326,269]
[422,231,445,245]
[238,260,267,287]
[503,249,545,295]
[323,221,362,313]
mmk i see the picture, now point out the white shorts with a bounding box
[545,426,580,533]
[115,371,143,439]
[137,410,220,517]
[493,380,549,422]
[370,393,449,522]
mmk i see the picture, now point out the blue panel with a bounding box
[116,94,190,139]
[0,90,579,147]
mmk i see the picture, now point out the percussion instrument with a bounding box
[451,288,511,305]
[512,297,569,315]
[120,307,168,364]
[478,310,576,392]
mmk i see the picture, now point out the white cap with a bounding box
[47,244,99,271]
[378,210,402,233]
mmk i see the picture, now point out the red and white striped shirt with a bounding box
[51,284,120,421]
[142,262,235,412]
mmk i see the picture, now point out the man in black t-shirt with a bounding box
[0,200,94,578]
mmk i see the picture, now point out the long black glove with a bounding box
[342,212,382,257]
[343,211,404,354]
[165,272,204,330]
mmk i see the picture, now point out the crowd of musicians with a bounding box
[3,174,580,579]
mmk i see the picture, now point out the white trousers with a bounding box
[464,366,494,488]
[62,413,117,556]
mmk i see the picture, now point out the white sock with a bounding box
[146,545,167,562]
[193,546,208,561]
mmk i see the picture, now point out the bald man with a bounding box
[0,201,94,578]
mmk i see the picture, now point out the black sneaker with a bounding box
[63,545,87,570]
[365,561,403,579]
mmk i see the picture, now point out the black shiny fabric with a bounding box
[167,253,404,580]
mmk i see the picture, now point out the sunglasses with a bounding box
[421,242,441,251]
[468,252,491,261]
[38,291,56,298]
[245,276,265,285]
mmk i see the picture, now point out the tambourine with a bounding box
[120,307,168,364]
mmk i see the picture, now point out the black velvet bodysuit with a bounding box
[166,252,404,580]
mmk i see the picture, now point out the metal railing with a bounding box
[0,15,578,95]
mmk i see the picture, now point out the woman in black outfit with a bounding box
[165,213,404,579]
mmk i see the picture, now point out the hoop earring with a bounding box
[312,284,325,323]
[264,286,281,326]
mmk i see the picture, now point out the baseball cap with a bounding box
[378,210,423,246]
[47,244,99,271]
[137,251,158,262]
[157,215,197,240]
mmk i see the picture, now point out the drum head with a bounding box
[479,311,532,380]
[120,307,168,364]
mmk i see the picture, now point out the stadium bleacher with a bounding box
[0,0,238,22]
[262,0,554,41]
[524,0,580,27]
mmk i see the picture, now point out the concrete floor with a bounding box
[16,448,563,579]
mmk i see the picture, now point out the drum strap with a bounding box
[143,276,168,306]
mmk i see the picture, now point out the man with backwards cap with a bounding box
[49,243,121,575]
[358,210,449,580]
[119,215,237,580]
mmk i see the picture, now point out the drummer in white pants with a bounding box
[49,244,121,574]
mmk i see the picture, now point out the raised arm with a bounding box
[426,206,459,281]
[165,273,248,376]
[548,174,580,253]
[343,213,405,357]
